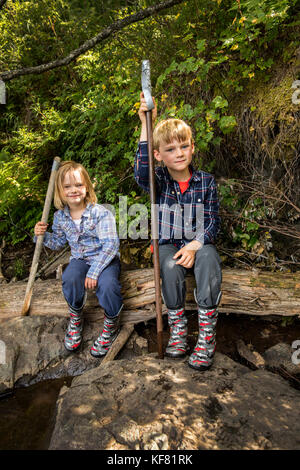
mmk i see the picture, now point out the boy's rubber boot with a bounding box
[188,306,218,371]
[165,308,188,358]
[64,307,84,352]
[90,305,123,357]
[64,292,87,352]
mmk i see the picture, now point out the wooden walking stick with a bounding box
[20,157,61,316]
[141,60,164,359]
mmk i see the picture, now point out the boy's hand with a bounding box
[173,240,202,268]
[85,277,97,290]
[138,92,157,125]
[34,221,48,236]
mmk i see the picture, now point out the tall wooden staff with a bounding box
[20,157,61,316]
[141,60,163,359]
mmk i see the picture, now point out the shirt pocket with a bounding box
[60,221,72,237]
[83,221,98,237]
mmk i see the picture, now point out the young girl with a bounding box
[34,161,123,356]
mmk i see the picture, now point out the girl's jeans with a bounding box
[62,257,123,318]
[159,244,222,310]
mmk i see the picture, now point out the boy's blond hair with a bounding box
[54,160,97,210]
[153,118,193,150]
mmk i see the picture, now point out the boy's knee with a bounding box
[161,256,177,274]
[195,245,221,272]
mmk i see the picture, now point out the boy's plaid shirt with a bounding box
[134,141,220,247]
[41,203,119,280]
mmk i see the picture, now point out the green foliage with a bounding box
[0,0,298,256]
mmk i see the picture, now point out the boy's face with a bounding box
[154,138,194,175]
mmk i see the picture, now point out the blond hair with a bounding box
[153,118,193,150]
[54,161,97,210]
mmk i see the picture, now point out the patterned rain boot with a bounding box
[64,306,84,352]
[188,307,218,371]
[165,308,188,358]
[90,314,121,357]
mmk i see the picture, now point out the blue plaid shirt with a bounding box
[134,141,220,247]
[40,203,120,280]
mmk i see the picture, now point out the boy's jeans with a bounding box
[159,244,222,310]
[62,257,123,318]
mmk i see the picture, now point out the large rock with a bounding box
[0,316,109,393]
[49,353,300,450]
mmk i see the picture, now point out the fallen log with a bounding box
[0,268,299,323]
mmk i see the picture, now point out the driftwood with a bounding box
[0,268,299,323]
[236,339,265,369]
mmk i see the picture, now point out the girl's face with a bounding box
[62,169,87,210]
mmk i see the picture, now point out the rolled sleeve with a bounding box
[35,213,67,250]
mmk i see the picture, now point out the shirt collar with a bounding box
[163,164,201,183]
[63,203,92,219]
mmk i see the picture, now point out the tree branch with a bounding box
[0,0,186,82]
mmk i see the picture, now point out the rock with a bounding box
[263,342,300,376]
[0,316,130,393]
[49,353,300,450]
[2,316,300,450]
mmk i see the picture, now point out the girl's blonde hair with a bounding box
[54,161,97,210]
[153,118,193,150]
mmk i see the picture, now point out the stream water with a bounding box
[0,377,72,450]
[0,315,300,450]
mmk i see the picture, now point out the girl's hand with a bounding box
[138,92,157,124]
[85,277,97,290]
[34,221,48,236]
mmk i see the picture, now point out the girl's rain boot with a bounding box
[64,307,84,352]
[90,314,121,357]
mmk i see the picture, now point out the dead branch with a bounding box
[101,324,134,365]
[0,0,185,82]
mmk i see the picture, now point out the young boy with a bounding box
[135,93,222,371]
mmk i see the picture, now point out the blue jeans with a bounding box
[62,257,123,318]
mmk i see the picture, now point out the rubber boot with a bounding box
[64,306,84,352]
[90,311,122,357]
[188,306,218,371]
[165,308,188,358]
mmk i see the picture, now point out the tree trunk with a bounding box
[0,268,299,323]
